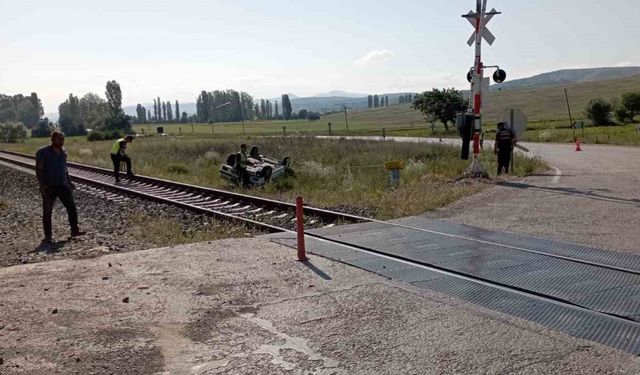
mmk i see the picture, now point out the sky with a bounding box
[1,0,639,113]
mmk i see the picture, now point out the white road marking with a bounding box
[551,167,562,184]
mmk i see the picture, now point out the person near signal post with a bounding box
[110,135,135,183]
[494,122,516,175]
[35,131,85,246]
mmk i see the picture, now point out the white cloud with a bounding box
[353,50,394,66]
[614,61,640,67]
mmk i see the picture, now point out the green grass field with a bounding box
[2,135,546,219]
[132,74,640,145]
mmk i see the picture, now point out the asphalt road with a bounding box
[2,239,638,374]
[319,136,640,253]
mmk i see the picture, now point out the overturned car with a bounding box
[220,146,292,187]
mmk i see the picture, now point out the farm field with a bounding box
[1,135,546,220]
[131,74,640,146]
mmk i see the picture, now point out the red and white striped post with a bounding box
[295,196,307,261]
[471,0,485,158]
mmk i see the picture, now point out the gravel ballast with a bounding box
[0,165,251,267]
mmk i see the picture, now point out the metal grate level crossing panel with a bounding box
[268,214,640,354]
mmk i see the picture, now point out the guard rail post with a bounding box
[296,196,307,261]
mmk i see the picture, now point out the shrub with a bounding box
[585,98,613,126]
[538,128,555,142]
[32,118,53,138]
[614,105,634,123]
[166,163,190,174]
[86,131,104,142]
[307,112,321,121]
[87,129,123,142]
[0,121,28,143]
[621,92,640,114]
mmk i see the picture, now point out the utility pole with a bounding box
[240,99,246,135]
[565,88,575,138]
[343,106,349,133]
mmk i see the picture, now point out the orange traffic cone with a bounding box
[575,139,582,152]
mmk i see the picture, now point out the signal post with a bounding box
[461,0,506,176]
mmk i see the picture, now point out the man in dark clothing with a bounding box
[35,131,85,245]
[110,135,134,183]
[236,144,250,187]
[494,122,515,175]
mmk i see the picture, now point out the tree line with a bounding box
[367,95,389,108]
[57,80,132,139]
[367,93,416,108]
[134,99,188,124]
[585,92,640,126]
[196,90,254,123]
[0,93,43,127]
[398,94,416,104]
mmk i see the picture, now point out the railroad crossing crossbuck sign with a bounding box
[465,8,498,46]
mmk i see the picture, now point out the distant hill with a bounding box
[107,67,639,120]
[487,73,640,121]
[313,90,368,98]
[494,67,640,90]
[323,73,640,126]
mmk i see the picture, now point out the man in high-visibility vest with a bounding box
[236,144,250,187]
[110,135,134,183]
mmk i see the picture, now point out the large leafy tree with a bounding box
[32,117,53,138]
[16,100,39,128]
[411,88,467,131]
[164,101,171,122]
[0,93,43,127]
[58,94,86,136]
[79,93,109,129]
[153,99,158,121]
[0,121,28,143]
[105,80,123,117]
[104,80,130,132]
[175,100,180,122]
[615,92,640,123]
[281,94,293,120]
[585,98,613,126]
[136,104,143,121]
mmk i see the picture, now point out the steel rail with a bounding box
[0,150,366,232]
[0,149,368,224]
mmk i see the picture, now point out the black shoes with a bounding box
[70,228,86,237]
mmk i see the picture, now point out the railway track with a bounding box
[0,150,368,232]
[2,148,639,353]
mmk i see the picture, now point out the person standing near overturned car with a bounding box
[236,144,250,187]
[494,122,515,176]
[36,131,85,245]
[110,135,135,183]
